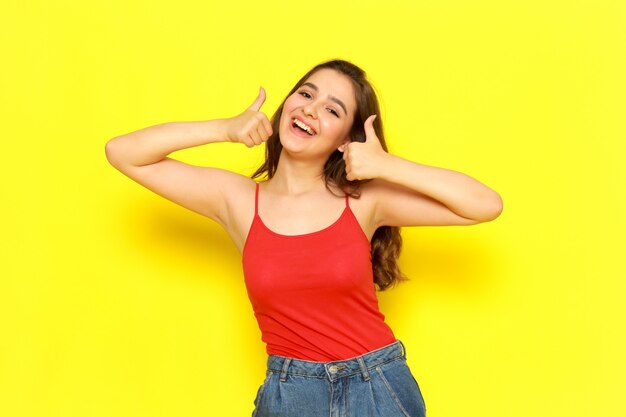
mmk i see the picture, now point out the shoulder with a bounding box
[212,175,260,253]
[220,174,258,216]
[195,168,257,202]
[352,178,396,228]
[340,180,383,239]
[186,169,257,229]
[353,178,434,229]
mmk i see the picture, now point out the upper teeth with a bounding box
[293,118,314,135]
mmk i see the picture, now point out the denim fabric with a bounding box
[251,340,426,417]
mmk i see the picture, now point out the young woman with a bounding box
[105,59,502,417]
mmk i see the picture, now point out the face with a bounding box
[279,68,357,158]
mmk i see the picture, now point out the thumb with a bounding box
[247,86,266,112]
[364,114,377,141]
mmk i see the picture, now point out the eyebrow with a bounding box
[302,82,348,116]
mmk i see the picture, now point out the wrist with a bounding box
[376,152,399,180]
[205,118,233,143]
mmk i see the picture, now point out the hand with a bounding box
[338,115,390,181]
[224,87,273,147]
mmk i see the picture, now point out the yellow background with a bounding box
[1,1,624,416]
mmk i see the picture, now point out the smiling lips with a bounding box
[292,118,317,136]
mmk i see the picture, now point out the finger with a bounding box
[258,116,272,139]
[256,125,269,142]
[247,86,266,112]
[261,116,273,138]
[249,129,262,145]
[243,137,254,148]
[246,119,263,143]
[364,114,377,141]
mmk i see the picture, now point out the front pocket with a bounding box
[375,359,427,417]
[375,365,412,417]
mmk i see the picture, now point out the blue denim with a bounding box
[251,340,426,417]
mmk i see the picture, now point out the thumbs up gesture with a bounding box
[224,87,273,147]
[338,115,390,181]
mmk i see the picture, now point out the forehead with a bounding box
[303,68,357,114]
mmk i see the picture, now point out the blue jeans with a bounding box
[251,340,427,417]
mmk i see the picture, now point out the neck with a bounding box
[266,150,328,196]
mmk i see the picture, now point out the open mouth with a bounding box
[292,118,316,136]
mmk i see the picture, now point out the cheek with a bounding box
[280,99,297,122]
[283,95,300,112]
[321,117,352,138]
[319,118,336,133]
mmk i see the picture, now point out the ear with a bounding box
[337,139,351,153]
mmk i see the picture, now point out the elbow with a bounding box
[468,192,503,224]
[483,193,504,222]
[104,137,123,169]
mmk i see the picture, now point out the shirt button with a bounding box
[328,365,338,374]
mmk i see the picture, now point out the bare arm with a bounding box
[340,115,503,227]
[375,154,503,223]
[364,161,502,230]
[105,119,231,167]
[104,88,272,226]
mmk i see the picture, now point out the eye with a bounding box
[299,91,312,99]
[327,108,340,117]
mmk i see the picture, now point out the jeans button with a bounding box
[328,365,338,374]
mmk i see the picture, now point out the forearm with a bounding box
[379,154,503,221]
[105,119,230,167]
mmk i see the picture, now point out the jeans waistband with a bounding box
[266,339,406,382]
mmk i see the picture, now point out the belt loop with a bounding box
[279,358,291,382]
[356,356,370,381]
[398,339,407,359]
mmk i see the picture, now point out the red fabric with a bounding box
[242,182,397,361]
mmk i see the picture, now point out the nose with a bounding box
[303,102,318,119]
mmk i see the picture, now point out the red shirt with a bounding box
[242,182,397,361]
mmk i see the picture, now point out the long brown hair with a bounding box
[250,59,408,291]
